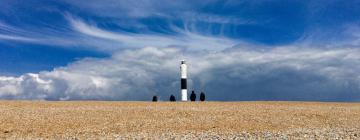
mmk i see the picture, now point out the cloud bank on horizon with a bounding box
[1,0,360,101]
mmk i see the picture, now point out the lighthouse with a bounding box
[180,60,188,101]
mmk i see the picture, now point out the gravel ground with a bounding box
[0,101,359,139]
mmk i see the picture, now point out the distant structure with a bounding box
[200,91,206,101]
[180,60,188,101]
[170,95,176,102]
[152,96,158,102]
[190,90,196,101]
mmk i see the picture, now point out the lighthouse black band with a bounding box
[181,78,187,89]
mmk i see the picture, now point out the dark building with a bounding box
[152,96,158,102]
[190,90,196,101]
[200,91,205,101]
[170,95,176,102]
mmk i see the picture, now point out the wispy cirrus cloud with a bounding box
[0,34,37,42]
[0,13,241,51]
[67,15,239,51]
[0,21,38,42]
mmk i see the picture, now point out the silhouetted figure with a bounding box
[152,96,158,102]
[200,91,206,101]
[170,95,176,102]
[190,90,196,101]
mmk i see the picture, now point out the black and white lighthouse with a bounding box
[180,60,187,101]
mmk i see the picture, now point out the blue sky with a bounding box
[1,0,360,101]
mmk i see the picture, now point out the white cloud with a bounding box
[1,46,360,101]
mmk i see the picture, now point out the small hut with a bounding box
[200,91,206,101]
[169,95,176,102]
[190,90,196,101]
[152,96,158,102]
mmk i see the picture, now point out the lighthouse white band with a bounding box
[180,64,187,78]
[181,89,187,101]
